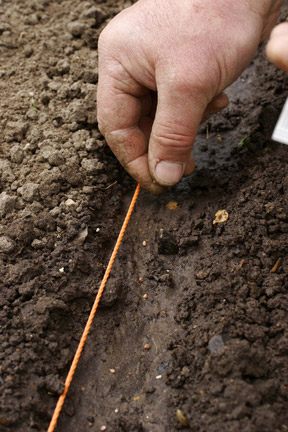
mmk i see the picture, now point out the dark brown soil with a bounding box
[1,1,288,432]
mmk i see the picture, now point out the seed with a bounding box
[109,369,115,374]
[139,277,143,283]
[166,201,178,210]
[144,344,150,350]
[213,209,229,225]
[143,294,148,299]
[176,409,189,427]
[100,426,107,431]
[142,240,147,246]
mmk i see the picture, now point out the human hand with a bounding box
[97,0,283,193]
[266,21,288,72]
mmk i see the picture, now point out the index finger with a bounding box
[97,55,164,194]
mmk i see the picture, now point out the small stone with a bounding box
[66,100,87,123]
[81,158,104,175]
[65,198,76,207]
[56,59,70,75]
[10,145,24,163]
[48,81,60,92]
[48,151,64,166]
[0,192,16,218]
[23,45,33,58]
[59,267,65,273]
[26,109,38,121]
[67,21,87,36]
[24,13,39,25]
[81,6,106,24]
[73,227,88,246]
[144,344,150,350]
[6,121,28,143]
[0,160,15,182]
[31,238,47,249]
[0,235,15,253]
[17,182,39,202]
[208,335,225,354]
[85,138,98,152]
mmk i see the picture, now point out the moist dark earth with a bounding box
[1,1,288,432]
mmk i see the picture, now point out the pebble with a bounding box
[10,145,24,164]
[67,21,87,37]
[17,182,39,202]
[48,151,65,166]
[208,335,225,354]
[23,45,33,58]
[81,158,104,175]
[0,160,15,182]
[65,198,76,207]
[56,59,70,75]
[31,238,47,249]
[66,100,87,123]
[0,235,15,254]
[5,120,28,142]
[0,192,16,218]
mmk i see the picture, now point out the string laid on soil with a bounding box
[47,183,141,432]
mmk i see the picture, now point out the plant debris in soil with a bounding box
[1,1,288,432]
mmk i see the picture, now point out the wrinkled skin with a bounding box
[97,0,283,194]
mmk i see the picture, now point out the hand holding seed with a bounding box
[97,0,283,193]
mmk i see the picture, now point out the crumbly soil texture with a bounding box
[1,1,288,432]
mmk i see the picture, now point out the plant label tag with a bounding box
[272,98,288,145]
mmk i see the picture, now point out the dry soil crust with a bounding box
[1,1,288,432]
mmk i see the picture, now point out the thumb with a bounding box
[148,80,207,186]
[266,22,288,72]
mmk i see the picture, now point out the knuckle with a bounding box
[152,125,194,153]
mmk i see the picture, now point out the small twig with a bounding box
[93,181,117,191]
[270,258,282,273]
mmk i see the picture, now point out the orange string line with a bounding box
[47,183,141,432]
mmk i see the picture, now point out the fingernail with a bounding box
[155,161,184,185]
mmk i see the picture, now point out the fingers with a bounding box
[148,78,208,186]
[97,55,164,194]
[266,22,288,72]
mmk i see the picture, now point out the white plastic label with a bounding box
[272,98,288,145]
